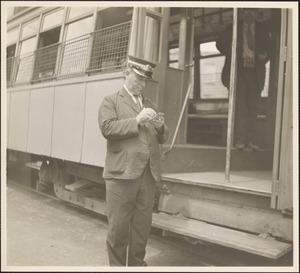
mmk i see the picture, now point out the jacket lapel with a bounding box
[119,87,140,113]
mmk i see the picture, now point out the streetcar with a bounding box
[5,4,296,260]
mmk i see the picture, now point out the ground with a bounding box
[3,166,295,270]
[5,180,216,268]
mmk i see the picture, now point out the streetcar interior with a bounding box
[168,8,277,149]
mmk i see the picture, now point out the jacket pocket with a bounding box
[105,151,127,174]
[107,140,121,152]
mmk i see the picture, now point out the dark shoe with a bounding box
[246,143,259,151]
[236,143,245,150]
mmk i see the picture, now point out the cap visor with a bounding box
[133,68,152,80]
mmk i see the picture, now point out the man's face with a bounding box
[125,70,148,96]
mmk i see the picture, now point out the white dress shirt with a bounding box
[124,85,143,109]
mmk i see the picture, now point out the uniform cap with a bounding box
[127,55,156,80]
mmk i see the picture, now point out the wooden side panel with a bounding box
[271,10,294,211]
[7,92,11,147]
[159,192,292,241]
[8,90,30,152]
[51,83,85,162]
[81,78,123,167]
[277,88,293,210]
[27,87,54,156]
[158,180,293,241]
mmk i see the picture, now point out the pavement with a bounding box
[3,171,294,271]
[4,180,215,269]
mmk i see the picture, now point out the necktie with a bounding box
[133,95,142,110]
[246,25,254,51]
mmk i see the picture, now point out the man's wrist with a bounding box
[155,125,164,134]
[136,116,140,124]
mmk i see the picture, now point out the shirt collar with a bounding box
[124,85,141,104]
[124,85,135,97]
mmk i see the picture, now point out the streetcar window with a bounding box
[59,16,93,76]
[20,37,36,56]
[21,18,39,40]
[96,7,132,29]
[32,27,61,81]
[143,15,161,62]
[7,45,16,59]
[199,42,227,99]
[7,27,19,46]
[145,7,162,13]
[41,9,64,31]
[7,44,16,84]
[65,16,93,41]
[68,7,94,21]
[169,47,179,69]
[200,42,219,56]
[15,37,37,83]
[38,27,61,48]
[19,37,37,56]
[88,7,132,73]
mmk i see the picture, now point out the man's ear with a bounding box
[124,68,131,78]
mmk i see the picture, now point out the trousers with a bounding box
[105,161,156,266]
[235,67,261,145]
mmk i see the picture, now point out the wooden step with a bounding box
[65,179,92,191]
[152,213,292,260]
[161,171,272,196]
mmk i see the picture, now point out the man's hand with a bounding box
[258,51,267,61]
[136,108,156,125]
[150,113,164,129]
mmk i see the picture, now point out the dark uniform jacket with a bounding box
[98,88,169,182]
[216,20,272,91]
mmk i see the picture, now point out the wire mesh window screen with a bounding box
[15,54,34,83]
[88,22,131,72]
[59,35,90,76]
[7,57,15,84]
[8,21,132,86]
[32,44,59,81]
[200,73,228,99]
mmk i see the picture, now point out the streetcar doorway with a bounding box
[163,8,284,192]
[168,8,279,151]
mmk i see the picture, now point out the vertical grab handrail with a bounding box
[161,10,194,160]
[161,83,193,160]
[225,8,238,182]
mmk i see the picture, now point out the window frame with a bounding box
[20,17,40,41]
[40,8,65,33]
[7,26,20,47]
[198,40,227,100]
[65,7,95,25]
[133,7,163,63]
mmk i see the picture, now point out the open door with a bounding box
[271,9,293,211]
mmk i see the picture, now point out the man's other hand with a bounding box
[136,108,156,125]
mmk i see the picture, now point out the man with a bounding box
[98,55,169,266]
[216,8,271,150]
